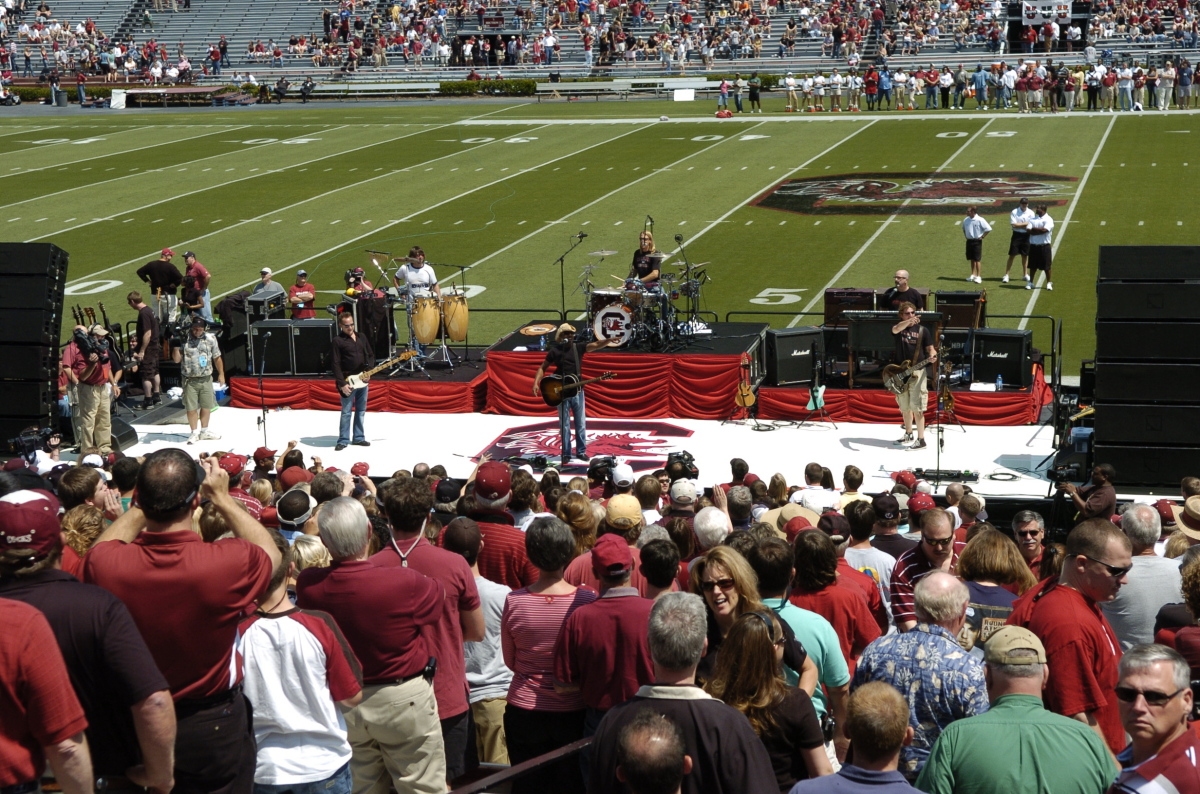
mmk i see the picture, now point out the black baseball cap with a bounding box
[191,316,207,327]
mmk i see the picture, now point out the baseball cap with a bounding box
[908,492,937,516]
[351,462,369,478]
[817,511,850,539]
[436,478,463,504]
[278,492,317,528]
[161,248,175,257]
[0,490,63,561]
[872,493,900,521]
[252,446,277,462]
[1019,197,1029,204]
[1155,499,1182,528]
[297,270,308,277]
[279,466,315,490]
[612,463,635,489]
[261,267,272,276]
[984,626,1047,664]
[88,323,109,337]
[2,458,27,472]
[669,480,696,506]
[783,515,812,542]
[218,454,248,476]
[191,316,207,327]
[183,250,196,258]
[591,533,633,578]
[475,461,512,501]
[81,454,104,468]
[891,470,917,490]
[894,493,910,513]
[606,494,643,528]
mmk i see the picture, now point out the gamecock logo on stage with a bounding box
[477,420,694,471]
[753,172,1077,216]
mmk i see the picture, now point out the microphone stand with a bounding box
[256,330,270,447]
[443,263,477,367]
[551,234,587,319]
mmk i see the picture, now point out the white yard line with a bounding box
[788,118,996,326]
[0,125,58,140]
[1017,113,1117,328]
[448,120,773,281]
[0,125,228,178]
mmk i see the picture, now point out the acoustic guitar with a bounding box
[540,372,616,407]
[345,352,418,390]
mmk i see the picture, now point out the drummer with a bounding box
[629,232,662,286]
[393,246,442,299]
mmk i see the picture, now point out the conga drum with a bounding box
[443,289,469,342]
[411,296,440,345]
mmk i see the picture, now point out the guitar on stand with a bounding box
[540,372,616,408]
[797,342,837,428]
[345,351,419,391]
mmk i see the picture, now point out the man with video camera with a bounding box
[61,323,122,455]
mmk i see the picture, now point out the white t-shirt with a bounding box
[396,263,438,296]
[844,545,897,629]
[465,576,514,702]
[790,485,841,514]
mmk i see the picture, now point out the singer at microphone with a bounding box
[172,315,226,445]
[629,229,662,285]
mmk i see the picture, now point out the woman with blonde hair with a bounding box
[60,504,104,557]
[705,611,833,791]
[291,534,331,571]
[955,529,1037,657]
[691,546,817,691]
[767,473,789,507]
[556,490,598,557]
[248,477,274,508]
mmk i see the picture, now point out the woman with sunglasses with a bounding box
[704,611,834,792]
[956,530,1037,659]
[690,546,818,693]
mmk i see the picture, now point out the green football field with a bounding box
[4,100,1196,376]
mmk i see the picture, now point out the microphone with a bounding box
[263,331,271,339]
[647,215,654,224]
[574,232,589,239]
[674,234,684,243]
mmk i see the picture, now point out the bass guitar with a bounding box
[345,352,418,390]
[882,353,938,395]
[540,372,616,407]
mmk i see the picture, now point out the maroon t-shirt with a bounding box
[552,588,654,711]
[441,512,538,591]
[288,283,317,320]
[372,538,480,718]
[84,530,271,700]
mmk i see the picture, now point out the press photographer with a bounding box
[60,324,122,456]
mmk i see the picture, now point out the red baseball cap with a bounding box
[161,248,175,257]
[783,515,812,543]
[891,470,918,490]
[351,462,369,477]
[2,458,27,472]
[253,446,277,462]
[475,461,512,501]
[0,490,63,561]
[591,533,633,578]
[907,493,937,515]
[218,453,248,476]
[1155,499,1181,527]
[279,466,315,490]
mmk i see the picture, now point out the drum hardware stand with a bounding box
[394,300,432,380]
[255,330,271,446]
[551,233,588,318]
[441,263,476,368]
[931,345,960,490]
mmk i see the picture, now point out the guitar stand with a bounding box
[796,347,838,429]
[796,399,838,429]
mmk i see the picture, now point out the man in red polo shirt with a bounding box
[565,495,671,598]
[1007,518,1132,760]
[297,497,446,793]
[890,509,964,632]
[84,448,280,794]
[1012,510,1046,574]
[288,270,317,320]
[1112,645,1200,792]
[554,533,654,737]
[375,477,483,784]
[452,461,537,590]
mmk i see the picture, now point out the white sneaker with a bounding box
[967,274,975,282]
[974,275,983,283]
[1001,274,1009,283]
[187,430,200,445]
[1024,274,1031,282]
[1046,282,1053,291]
[199,429,221,441]
[1025,281,1032,290]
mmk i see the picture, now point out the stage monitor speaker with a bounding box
[110,417,139,453]
[1094,404,1200,446]
[250,320,294,375]
[1093,443,1200,488]
[1096,282,1200,322]
[292,319,335,375]
[765,327,823,386]
[933,291,987,329]
[1095,321,1200,362]
[824,288,875,325]
[823,326,848,366]
[1094,362,1200,403]
[971,329,1032,388]
[1098,246,1200,281]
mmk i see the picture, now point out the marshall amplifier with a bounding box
[765,327,823,386]
[971,329,1032,388]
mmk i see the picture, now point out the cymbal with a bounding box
[519,323,557,336]
[647,252,669,262]
[589,250,619,257]
[673,260,711,268]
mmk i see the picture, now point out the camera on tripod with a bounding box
[667,450,700,480]
[1049,463,1083,483]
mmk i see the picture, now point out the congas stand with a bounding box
[395,294,431,380]
[438,263,474,367]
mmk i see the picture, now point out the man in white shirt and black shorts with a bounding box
[961,205,992,284]
[1027,204,1054,291]
[1003,197,1035,284]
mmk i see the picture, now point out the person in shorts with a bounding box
[1026,204,1054,291]
[172,316,225,444]
[890,302,937,450]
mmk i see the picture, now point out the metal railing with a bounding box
[449,738,592,794]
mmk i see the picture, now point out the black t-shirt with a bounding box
[630,249,660,282]
[0,571,169,775]
[871,532,917,559]
[761,686,827,791]
[542,340,588,380]
[883,286,924,312]
[136,304,159,346]
[136,259,183,295]
[894,322,934,371]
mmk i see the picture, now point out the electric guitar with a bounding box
[539,372,616,407]
[345,352,418,390]
[882,352,939,395]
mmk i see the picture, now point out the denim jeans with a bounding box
[254,763,352,794]
[558,390,586,460]
[339,386,367,446]
[1118,86,1132,110]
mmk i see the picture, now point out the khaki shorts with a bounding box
[182,376,214,412]
[896,367,929,414]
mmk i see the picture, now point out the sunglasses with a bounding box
[922,535,954,547]
[1083,554,1133,579]
[1016,529,1042,538]
[700,578,736,593]
[1114,686,1187,707]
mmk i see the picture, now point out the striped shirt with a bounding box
[889,542,965,626]
[441,512,539,591]
[501,587,598,712]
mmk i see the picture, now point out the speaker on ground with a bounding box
[765,327,824,386]
[971,329,1032,388]
[110,417,139,453]
[250,320,294,375]
[292,319,335,375]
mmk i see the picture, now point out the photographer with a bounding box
[1056,464,1118,522]
[61,324,121,456]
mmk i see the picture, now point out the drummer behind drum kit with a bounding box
[582,250,710,352]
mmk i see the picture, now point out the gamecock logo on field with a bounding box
[754,172,1077,216]
[477,420,694,471]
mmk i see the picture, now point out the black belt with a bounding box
[0,782,39,794]
[365,669,425,687]
[175,684,242,713]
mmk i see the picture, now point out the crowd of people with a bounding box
[5,439,1200,793]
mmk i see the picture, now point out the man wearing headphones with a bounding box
[171,317,225,444]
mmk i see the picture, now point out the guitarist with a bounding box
[332,312,375,451]
[531,323,615,466]
[890,302,936,450]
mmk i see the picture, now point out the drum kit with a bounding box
[581,250,710,352]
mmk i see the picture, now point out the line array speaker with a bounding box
[1093,443,1200,488]
[1096,282,1200,322]
[1093,404,1200,446]
[1098,246,1200,281]
[1095,322,1200,362]
[1094,362,1200,404]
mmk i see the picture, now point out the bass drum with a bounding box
[593,303,634,347]
[411,296,441,345]
[443,289,469,342]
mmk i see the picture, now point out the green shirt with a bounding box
[915,694,1117,794]
[765,596,850,719]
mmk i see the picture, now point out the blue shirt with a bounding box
[765,596,850,718]
[790,764,915,793]
[852,624,988,779]
[971,71,989,90]
[880,72,893,90]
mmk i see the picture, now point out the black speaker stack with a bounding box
[0,244,68,445]
[249,318,335,376]
[1092,246,1200,487]
[764,327,823,386]
[970,328,1033,388]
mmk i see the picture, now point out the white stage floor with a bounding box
[127,406,1059,500]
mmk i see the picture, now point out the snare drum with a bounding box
[623,278,647,308]
[443,289,469,342]
[590,288,622,316]
[411,296,441,345]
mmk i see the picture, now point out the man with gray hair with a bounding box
[916,626,1117,793]
[1011,509,1046,572]
[588,592,777,794]
[693,506,731,552]
[852,571,987,781]
[1112,644,1200,792]
[726,485,753,530]
[1102,504,1182,650]
[296,497,447,794]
